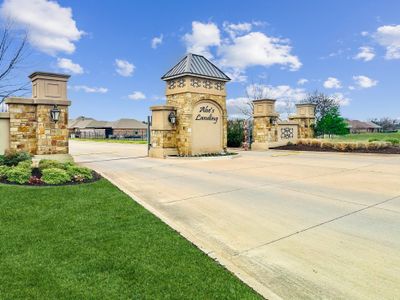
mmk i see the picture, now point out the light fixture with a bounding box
[50,105,61,123]
[168,111,176,125]
[270,116,277,125]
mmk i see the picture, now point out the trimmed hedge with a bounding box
[6,167,31,184]
[66,165,93,181]
[38,159,65,171]
[298,139,391,150]
[41,168,71,185]
[0,165,10,179]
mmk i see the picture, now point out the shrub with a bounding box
[17,160,32,170]
[2,149,32,166]
[41,168,71,185]
[385,138,399,145]
[0,165,10,179]
[66,165,93,181]
[6,167,31,184]
[368,138,379,142]
[39,159,65,171]
[0,155,4,165]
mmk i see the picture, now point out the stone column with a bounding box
[251,99,279,150]
[289,103,316,139]
[5,72,71,157]
[149,105,178,158]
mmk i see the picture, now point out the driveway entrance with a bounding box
[70,140,400,299]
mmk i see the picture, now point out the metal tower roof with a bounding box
[161,53,230,82]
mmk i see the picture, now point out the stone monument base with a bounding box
[149,147,178,159]
[251,142,269,151]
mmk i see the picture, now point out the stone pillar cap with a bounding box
[150,105,176,111]
[295,103,316,107]
[29,72,70,81]
[253,98,276,102]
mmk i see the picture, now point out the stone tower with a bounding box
[153,53,230,156]
[251,99,279,150]
[289,103,316,138]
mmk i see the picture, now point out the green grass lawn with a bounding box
[327,131,400,142]
[71,138,147,144]
[0,180,259,299]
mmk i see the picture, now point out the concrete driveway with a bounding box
[70,140,400,299]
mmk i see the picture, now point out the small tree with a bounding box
[370,117,399,132]
[315,107,348,138]
[227,119,244,147]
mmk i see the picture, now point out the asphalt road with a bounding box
[70,140,400,299]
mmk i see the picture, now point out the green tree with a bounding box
[227,119,244,147]
[302,90,340,123]
[315,107,348,138]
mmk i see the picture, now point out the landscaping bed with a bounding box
[0,150,101,186]
[275,139,400,154]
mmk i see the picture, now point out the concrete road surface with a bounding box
[70,140,400,299]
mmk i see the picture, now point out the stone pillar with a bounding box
[5,72,71,156]
[251,99,279,150]
[0,112,10,155]
[149,105,178,158]
[289,103,316,139]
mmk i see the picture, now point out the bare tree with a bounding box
[0,23,29,104]
[239,80,271,118]
[301,90,340,122]
[370,117,399,132]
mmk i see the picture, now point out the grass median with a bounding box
[0,179,259,299]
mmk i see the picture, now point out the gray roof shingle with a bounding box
[161,53,230,82]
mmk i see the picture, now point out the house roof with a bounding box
[110,118,147,129]
[161,53,230,82]
[345,119,381,129]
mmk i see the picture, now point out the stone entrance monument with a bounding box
[0,72,71,159]
[149,53,230,158]
[252,100,315,150]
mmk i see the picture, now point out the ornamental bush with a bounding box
[41,168,71,185]
[6,167,31,184]
[39,159,65,171]
[17,160,32,170]
[2,149,32,166]
[66,165,93,181]
[385,138,399,145]
[0,165,10,179]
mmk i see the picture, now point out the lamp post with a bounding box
[50,105,61,123]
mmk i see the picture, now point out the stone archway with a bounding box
[191,100,223,154]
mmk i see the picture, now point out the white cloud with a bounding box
[361,31,369,37]
[183,21,220,58]
[353,75,378,88]
[72,85,108,93]
[0,0,84,55]
[115,59,135,77]
[331,92,350,106]
[57,58,83,74]
[374,24,400,59]
[219,32,301,72]
[151,34,163,49]
[223,22,252,38]
[297,78,308,85]
[354,46,375,61]
[323,77,342,89]
[128,91,146,100]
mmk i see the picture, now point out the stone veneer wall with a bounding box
[253,117,278,145]
[166,92,227,156]
[8,102,69,155]
[9,103,38,153]
[151,130,176,149]
[36,104,69,155]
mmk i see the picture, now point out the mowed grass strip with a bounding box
[0,179,260,299]
[328,131,400,142]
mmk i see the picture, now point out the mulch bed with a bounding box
[274,144,400,154]
[0,168,102,187]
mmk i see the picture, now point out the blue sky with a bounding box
[1,0,399,121]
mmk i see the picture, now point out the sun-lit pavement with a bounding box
[70,140,400,299]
